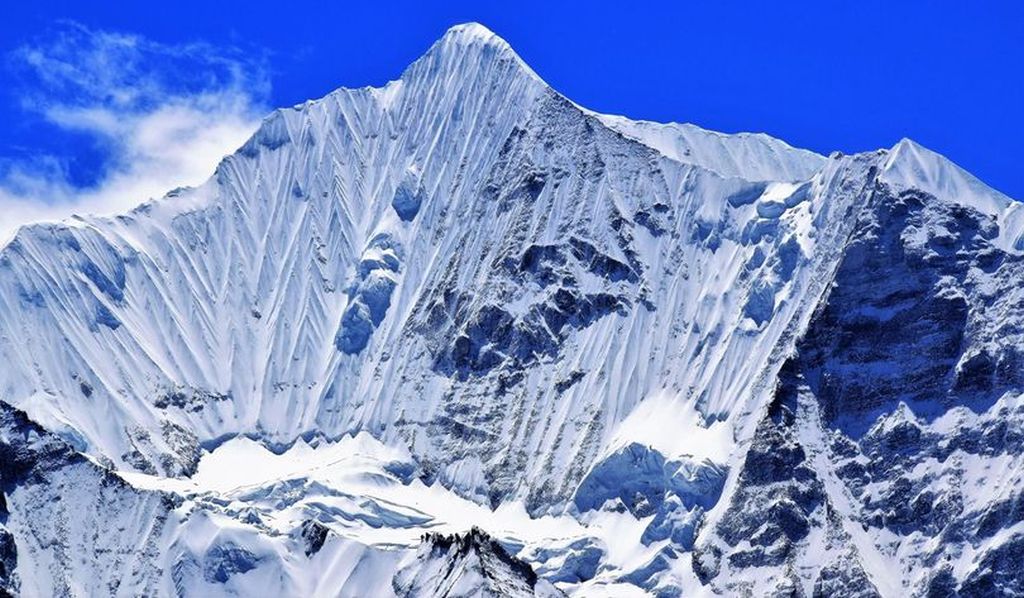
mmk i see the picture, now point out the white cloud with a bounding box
[0,23,270,242]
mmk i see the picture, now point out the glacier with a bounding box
[1,21,1023,596]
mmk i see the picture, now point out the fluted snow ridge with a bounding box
[0,22,1015,514]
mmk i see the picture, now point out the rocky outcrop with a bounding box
[0,402,175,596]
[393,528,562,597]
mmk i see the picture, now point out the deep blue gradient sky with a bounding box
[3,1,1023,200]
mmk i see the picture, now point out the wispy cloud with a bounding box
[0,22,270,242]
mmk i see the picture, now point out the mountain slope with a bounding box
[0,22,1020,597]
[0,23,835,507]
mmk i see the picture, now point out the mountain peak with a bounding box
[881,136,1014,214]
[4,18,1024,598]
[407,22,542,86]
[440,22,506,47]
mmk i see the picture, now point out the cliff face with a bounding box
[698,173,1024,595]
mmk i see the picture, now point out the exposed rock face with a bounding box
[0,22,1020,597]
[394,528,562,597]
[696,178,1024,595]
[0,402,174,596]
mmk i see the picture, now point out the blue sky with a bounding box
[2,1,1021,233]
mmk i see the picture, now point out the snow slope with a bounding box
[596,115,825,182]
[0,22,836,507]
[0,22,1021,597]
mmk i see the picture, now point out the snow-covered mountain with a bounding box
[1,22,1022,596]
